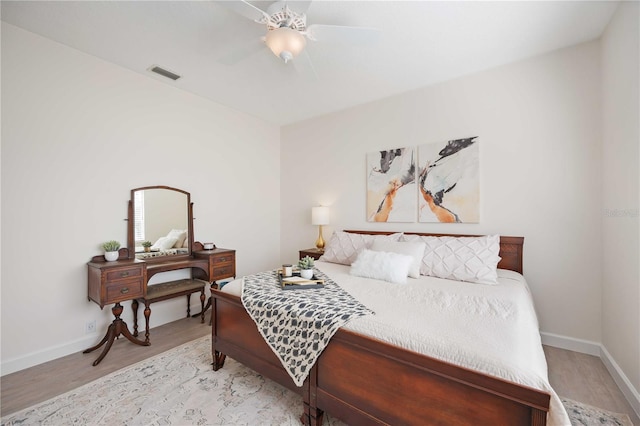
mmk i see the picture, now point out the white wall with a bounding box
[1,24,281,374]
[281,41,602,343]
[601,0,640,404]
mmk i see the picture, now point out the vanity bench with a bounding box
[131,247,236,343]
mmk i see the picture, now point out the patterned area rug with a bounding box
[1,335,634,426]
[561,398,634,426]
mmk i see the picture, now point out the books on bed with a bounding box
[278,273,325,290]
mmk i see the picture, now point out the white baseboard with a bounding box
[600,345,640,418]
[1,300,204,376]
[2,334,98,376]
[540,331,601,356]
[541,331,640,418]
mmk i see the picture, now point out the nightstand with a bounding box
[299,248,324,261]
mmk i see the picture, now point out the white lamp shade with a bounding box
[265,27,306,62]
[312,206,330,225]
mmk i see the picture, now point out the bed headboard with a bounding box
[343,230,524,274]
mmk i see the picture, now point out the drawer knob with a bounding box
[120,272,130,277]
[120,287,129,294]
[220,257,227,262]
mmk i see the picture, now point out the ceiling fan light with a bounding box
[265,27,306,63]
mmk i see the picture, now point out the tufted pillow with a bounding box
[151,236,179,251]
[319,232,403,266]
[401,234,501,284]
[350,249,414,284]
[370,240,426,278]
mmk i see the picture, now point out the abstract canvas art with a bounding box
[366,147,416,222]
[417,137,480,223]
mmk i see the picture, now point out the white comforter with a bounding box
[222,261,570,426]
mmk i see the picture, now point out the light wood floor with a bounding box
[2,317,638,425]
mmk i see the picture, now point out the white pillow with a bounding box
[350,249,414,284]
[151,236,179,251]
[166,229,187,248]
[402,234,501,284]
[370,240,426,279]
[319,231,403,265]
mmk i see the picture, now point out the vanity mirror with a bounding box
[126,186,194,260]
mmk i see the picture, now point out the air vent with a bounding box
[148,65,181,81]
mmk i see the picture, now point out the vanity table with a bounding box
[85,186,235,365]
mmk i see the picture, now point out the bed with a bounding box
[210,231,568,426]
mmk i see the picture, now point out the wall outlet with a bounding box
[85,320,96,334]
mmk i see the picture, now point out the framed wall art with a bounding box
[366,147,416,222]
[417,137,480,223]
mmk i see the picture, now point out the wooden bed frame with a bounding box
[210,231,550,425]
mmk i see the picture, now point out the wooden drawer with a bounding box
[106,278,144,302]
[212,265,235,279]
[212,253,235,265]
[106,266,143,282]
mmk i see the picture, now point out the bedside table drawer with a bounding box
[106,266,143,282]
[106,279,144,302]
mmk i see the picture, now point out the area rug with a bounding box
[561,398,634,426]
[1,335,634,426]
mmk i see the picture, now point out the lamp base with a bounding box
[315,225,325,252]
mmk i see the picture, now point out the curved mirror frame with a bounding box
[127,186,194,260]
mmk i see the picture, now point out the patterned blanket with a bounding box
[241,268,374,386]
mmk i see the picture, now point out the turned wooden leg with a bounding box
[199,289,206,324]
[191,285,213,321]
[132,299,139,337]
[144,302,151,344]
[186,294,191,318]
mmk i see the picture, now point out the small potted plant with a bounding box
[141,241,152,252]
[298,256,315,279]
[102,240,121,261]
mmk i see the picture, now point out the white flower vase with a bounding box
[104,251,119,262]
[300,269,313,279]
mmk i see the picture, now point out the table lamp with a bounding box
[312,206,330,252]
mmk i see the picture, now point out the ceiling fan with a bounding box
[221,0,380,64]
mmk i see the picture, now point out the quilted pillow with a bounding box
[401,234,501,284]
[370,240,426,279]
[319,231,403,265]
[350,249,414,284]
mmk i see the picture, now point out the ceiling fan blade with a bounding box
[305,24,381,44]
[288,0,313,15]
[292,50,318,80]
[218,0,269,24]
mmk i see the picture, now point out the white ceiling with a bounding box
[1,1,619,126]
